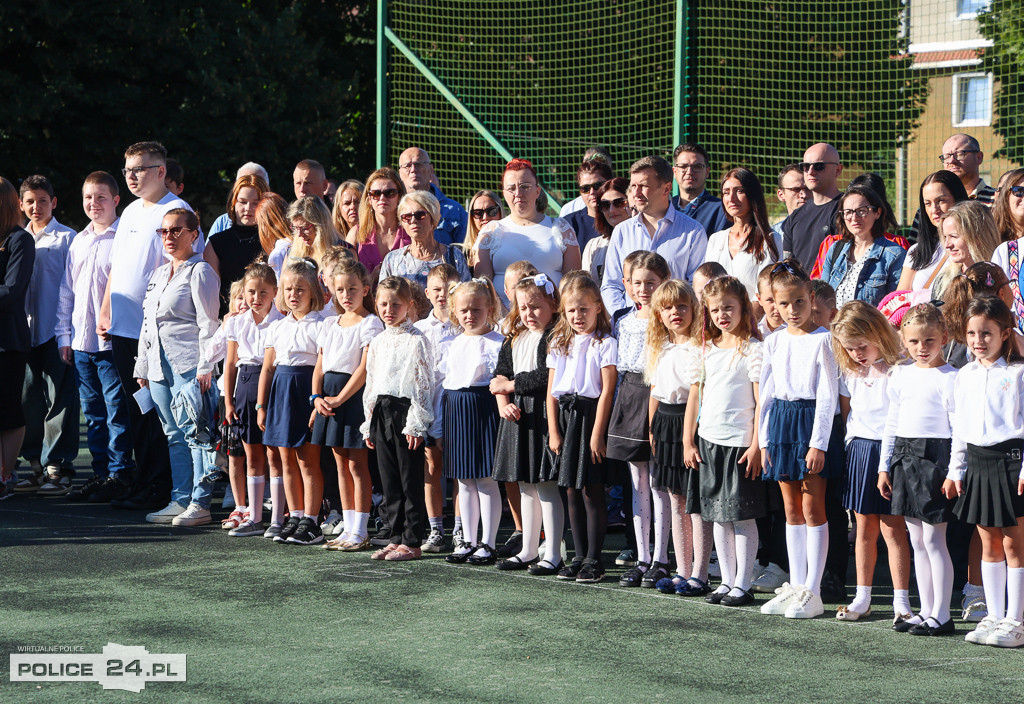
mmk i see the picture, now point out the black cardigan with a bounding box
[492,327,553,396]
[0,228,36,353]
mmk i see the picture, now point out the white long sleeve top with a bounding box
[878,363,957,473]
[948,358,1024,481]
[838,363,891,443]
[360,321,435,439]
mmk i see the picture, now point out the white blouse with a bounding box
[547,332,618,399]
[441,330,504,390]
[512,329,543,374]
[948,359,1024,481]
[839,364,890,443]
[691,339,763,448]
[650,342,697,405]
[360,321,435,439]
[317,314,384,374]
[265,309,327,367]
[228,307,284,366]
[902,243,945,292]
[704,229,777,301]
[614,309,648,373]
[879,362,957,473]
[477,215,578,306]
[758,327,839,452]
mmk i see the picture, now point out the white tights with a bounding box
[629,461,670,565]
[905,518,953,624]
[669,493,713,581]
[457,477,501,550]
[712,519,759,593]
[517,481,564,564]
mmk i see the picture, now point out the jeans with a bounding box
[148,351,213,509]
[74,350,135,480]
[21,337,80,467]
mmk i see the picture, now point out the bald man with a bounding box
[782,143,843,271]
[940,133,996,205]
[397,147,468,245]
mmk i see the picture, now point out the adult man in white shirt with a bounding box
[99,140,200,511]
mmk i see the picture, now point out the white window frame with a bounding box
[952,72,993,127]
[955,0,990,19]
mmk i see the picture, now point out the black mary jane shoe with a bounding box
[497,555,539,571]
[893,615,921,633]
[908,617,955,637]
[720,589,755,607]
[528,559,565,576]
[445,547,476,564]
[466,544,497,566]
[705,587,732,604]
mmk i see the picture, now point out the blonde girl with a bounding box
[215,279,250,530]
[287,196,346,266]
[832,301,912,622]
[332,179,364,237]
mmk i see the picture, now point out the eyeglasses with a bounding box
[504,184,535,195]
[780,186,810,194]
[799,162,840,173]
[840,206,877,220]
[399,210,429,224]
[122,165,160,178]
[1010,185,1024,198]
[290,223,315,235]
[470,206,500,220]
[579,180,606,194]
[398,161,430,172]
[939,149,979,164]
[156,226,194,239]
[368,188,399,200]
[599,197,628,211]
[673,163,706,172]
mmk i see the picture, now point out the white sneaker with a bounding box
[752,562,789,594]
[146,502,188,524]
[320,510,342,535]
[965,615,1001,644]
[986,618,1024,648]
[760,582,799,615]
[171,504,212,526]
[707,550,721,579]
[422,528,446,553]
[961,584,988,622]
[785,587,824,619]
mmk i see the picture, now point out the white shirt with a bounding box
[268,238,292,282]
[547,332,618,399]
[903,244,945,292]
[441,330,504,390]
[757,319,784,339]
[265,309,327,366]
[56,220,116,352]
[476,216,578,307]
[361,321,435,438]
[513,329,543,374]
[839,364,891,443]
[691,339,763,447]
[227,307,284,366]
[948,359,1024,481]
[614,309,648,373]
[25,217,76,347]
[704,229,777,301]
[108,192,199,339]
[759,327,838,451]
[650,342,696,404]
[879,363,957,473]
[317,314,384,374]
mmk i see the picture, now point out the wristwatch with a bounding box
[309,394,322,406]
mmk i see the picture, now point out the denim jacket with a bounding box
[820,237,906,307]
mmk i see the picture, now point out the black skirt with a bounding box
[651,402,688,495]
[889,436,953,524]
[310,371,366,450]
[698,437,768,522]
[442,386,499,480]
[262,365,314,448]
[492,390,548,483]
[843,437,891,516]
[954,440,1024,528]
[542,394,609,489]
[606,372,651,462]
[0,351,27,431]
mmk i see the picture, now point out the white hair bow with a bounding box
[529,273,555,296]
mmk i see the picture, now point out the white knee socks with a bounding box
[922,521,953,624]
[712,522,737,594]
[247,475,265,523]
[785,523,808,586]
[982,560,1008,621]
[477,477,502,551]
[1007,567,1024,622]
[733,519,758,593]
[269,476,285,526]
[905,519,932,623]
[805,523,829,597]
[517,482,542,562]
[457,479,480,549]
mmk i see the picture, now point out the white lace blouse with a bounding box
[360,321,435,439]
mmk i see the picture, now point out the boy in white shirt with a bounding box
[56,172,137,504]
[14,175,79,495]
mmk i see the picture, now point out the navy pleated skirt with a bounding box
[310,371,366,450]
[233,364,264,446]
[763,399,844,482]
[954,440,1024,528]
[843,437,891,515]
[442,386,499,479]
[262,364,314,448]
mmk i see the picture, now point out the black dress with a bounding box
[491,328,552,484]
[209,224,262,317]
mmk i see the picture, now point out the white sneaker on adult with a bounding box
[985,618,1024,648]
[965,615,1001,644]
[785,587,824,619]
[146,502,188,524]
[752,562,789,594]
[171,504,212,527]
[760,582,799,615]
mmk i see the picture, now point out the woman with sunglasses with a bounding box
[896,171,969,292]
[347,168,410,278]
[582,178,631,282]
[379,192,471,289]
[462,190,505,266]
[475,159,582,307]
[563,159,614,254]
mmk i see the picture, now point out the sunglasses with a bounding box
[799,162,840,173]
[599,197,628,211]
[579,180,606,194]
[1010,186,1024,198]
[470,205,500,220]
[368,188,399,200]
[399,210,429,224]
[156,226,194,239]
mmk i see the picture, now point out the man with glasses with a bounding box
[782,143,843,271]
[560,146,614,216]
[99,141,200,512]
[397,147,467,246]
[670,143,730,236]
[940,133,995,205]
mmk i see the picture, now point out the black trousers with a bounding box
[370,396,426,548]
[110,335,171,499]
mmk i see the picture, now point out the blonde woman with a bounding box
[379,192,471,288]
[463,190,505,266]
[332,179,364,237]
[259,193,294,281]
[347,167,409,276]
[931,200,1001,300]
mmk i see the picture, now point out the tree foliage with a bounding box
[978,0,1024,163]
[0,0,375,229]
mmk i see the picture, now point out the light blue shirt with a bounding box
[600,206,707,312]
[209,212,232,236]
[26,217,76,347]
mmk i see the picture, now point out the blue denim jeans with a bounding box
[148,351,213,509]
[74,350,135,480]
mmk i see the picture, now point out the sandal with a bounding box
[340,535,371,552]
[221,509,245,529]
[384,544,422,561]
[497,555,539,571]
[836,605,872,621]
[676,577,712,597]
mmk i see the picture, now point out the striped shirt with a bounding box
[56,220,116,353]
[969,179,996,207]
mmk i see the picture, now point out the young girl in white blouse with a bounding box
[758,260,840,620]
[312,259,383,551]
[945,296,1024,647]
[609,252,673,589]
[683,276,766,607]
[223,264,283,537]
[879,303,957,636]
[544,272,617,583]
[831,301,912,622]
[440,279,505,565]
[257,258,328,546]
[362,276,434,561]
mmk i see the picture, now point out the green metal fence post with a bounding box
[376,0,388,168]
[673,0,688,193]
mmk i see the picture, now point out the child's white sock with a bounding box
[453,516,463,533]
[712,522,737,589]
[429,516,444,533]
[981,560,1008,621]
[785,523,808,586]
[893,588,912,616]
[270,477,285,526]
[804,524,829,597]
[247,475,265,523]
[1006,567,1024,622]
[732,519,758,593]
[355,512,370,538]
[342,509,356,536]
[848,585,872,614]
[291,509,305,520]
